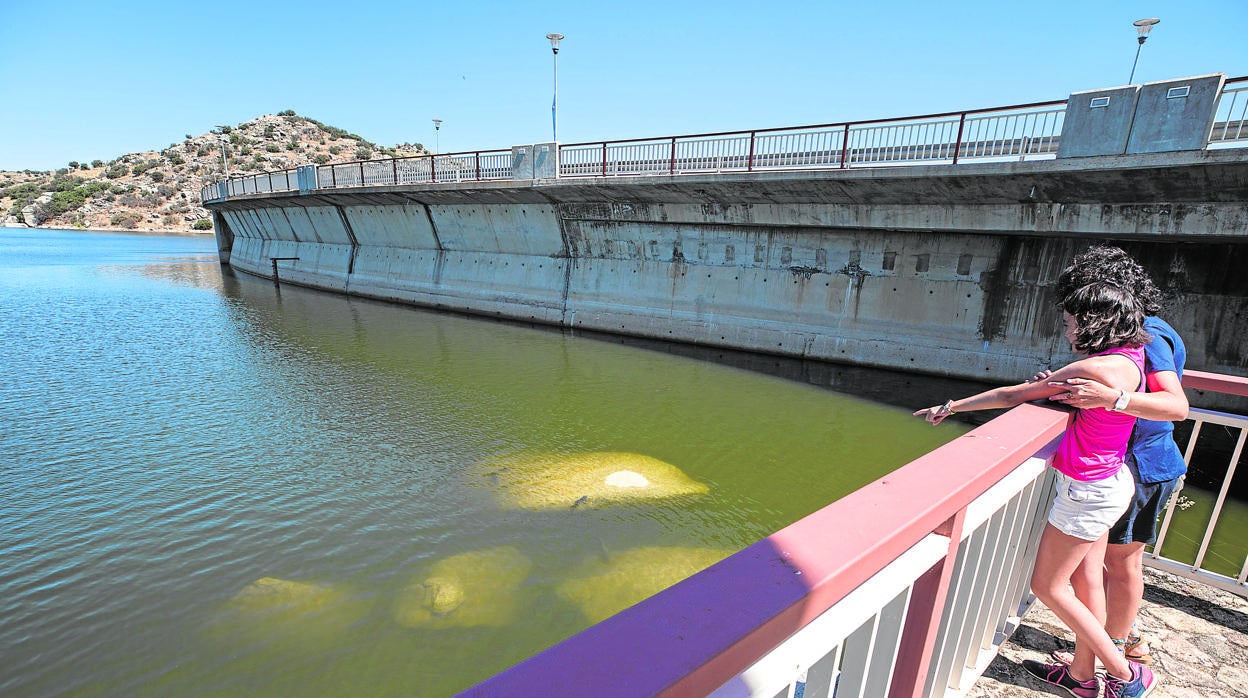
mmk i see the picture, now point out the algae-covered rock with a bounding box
[557,546,732,623]
[226,576,342,618]
[208,576,363,651]
[393,546,533,629]
[477,451,709,510]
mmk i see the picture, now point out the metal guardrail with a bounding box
[1209,82,1248,146]
[315,150,512,189]
[199,76,1248,204]
[1148,370,1248,595]
[558,102,1067,177]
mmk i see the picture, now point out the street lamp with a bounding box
[546,32,564,142]
[215,125,230,177]
[1128,17,1160,84]
[432,119,442,154]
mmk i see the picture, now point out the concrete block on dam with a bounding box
[429,204,564,255]
[347,249,568,325]
[341,204,438,249]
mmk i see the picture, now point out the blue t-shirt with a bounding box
[1129,316,1187,483]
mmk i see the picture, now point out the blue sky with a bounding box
[1,0,1244,172]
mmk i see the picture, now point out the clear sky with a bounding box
[1,0,1244,172]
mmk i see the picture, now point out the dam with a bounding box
[201,73,1248,383]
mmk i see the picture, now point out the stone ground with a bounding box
[967,567,1248,697]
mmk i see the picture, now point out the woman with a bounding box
[914,281,1157,698]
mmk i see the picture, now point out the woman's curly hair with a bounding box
[1061,281,1152,355]
[1056,245,1164,316]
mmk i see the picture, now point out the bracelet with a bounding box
[940,399,956,415]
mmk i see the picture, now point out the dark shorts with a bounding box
[1107,475,1181,545]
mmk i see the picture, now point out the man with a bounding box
[1031,246,1188,679]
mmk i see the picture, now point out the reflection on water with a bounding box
[3,228,1240,697]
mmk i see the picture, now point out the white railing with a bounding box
[557,103,1068,177]
[315,150,514,189]
[1147,370,1248,596]
[717,454,1054,698]
[1209,83,1248,146]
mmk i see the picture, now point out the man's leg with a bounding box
[1104,541,1146,641]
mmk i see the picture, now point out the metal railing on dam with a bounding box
[199,76,1248,203]
[459,371,1248,698]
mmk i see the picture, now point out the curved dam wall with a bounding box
[207,149,1248,382]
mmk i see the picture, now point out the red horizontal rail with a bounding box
[1184,369,1248,398]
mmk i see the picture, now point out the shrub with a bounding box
[279,109,296,117]
[68,161,80,169]
[264,124,276,137]
[354,146,372,160]
[162,214,179,227]
[91,159,104,168]
[286,141,299,151]
[105,165,129,179]
[192,218,213,230]
[265,144,280,153]
[313,154,331,164]
[110,212,143,229]
[328,145,342,155]
[149,171,164,182]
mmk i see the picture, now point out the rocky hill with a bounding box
[0,112,427,234]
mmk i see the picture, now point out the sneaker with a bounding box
[1104,661,1157,698]
[1022,659,1100,698]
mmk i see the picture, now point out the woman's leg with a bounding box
[1068,535,1109,675]
[1031,524,1132,681]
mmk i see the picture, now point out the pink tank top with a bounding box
[1053,345,1146,482]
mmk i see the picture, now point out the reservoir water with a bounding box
[1,228,1240,697]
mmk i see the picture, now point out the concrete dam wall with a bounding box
[207,149,1248,382]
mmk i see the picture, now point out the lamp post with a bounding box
[546,33,564,142]
[432,119,442,154]
[1128,17,1160,84]
[215,125,230,177]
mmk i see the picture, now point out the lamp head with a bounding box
[432,119,442,131]
[547,33,564,54]
[1133,17,1159,45]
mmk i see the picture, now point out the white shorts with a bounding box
[1048,466,1135,541]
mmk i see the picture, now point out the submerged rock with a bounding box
[557,546,732,623]
[476,451,709,510]
[393,546,533,629]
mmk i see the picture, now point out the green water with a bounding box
[0,229,966,697]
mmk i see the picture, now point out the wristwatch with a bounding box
[1111,390,1131,412]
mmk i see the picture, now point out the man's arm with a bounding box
[1047,370,1189,421]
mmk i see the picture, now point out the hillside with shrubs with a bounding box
[0,111,427,234]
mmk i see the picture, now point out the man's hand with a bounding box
[1046,376,1117,410]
